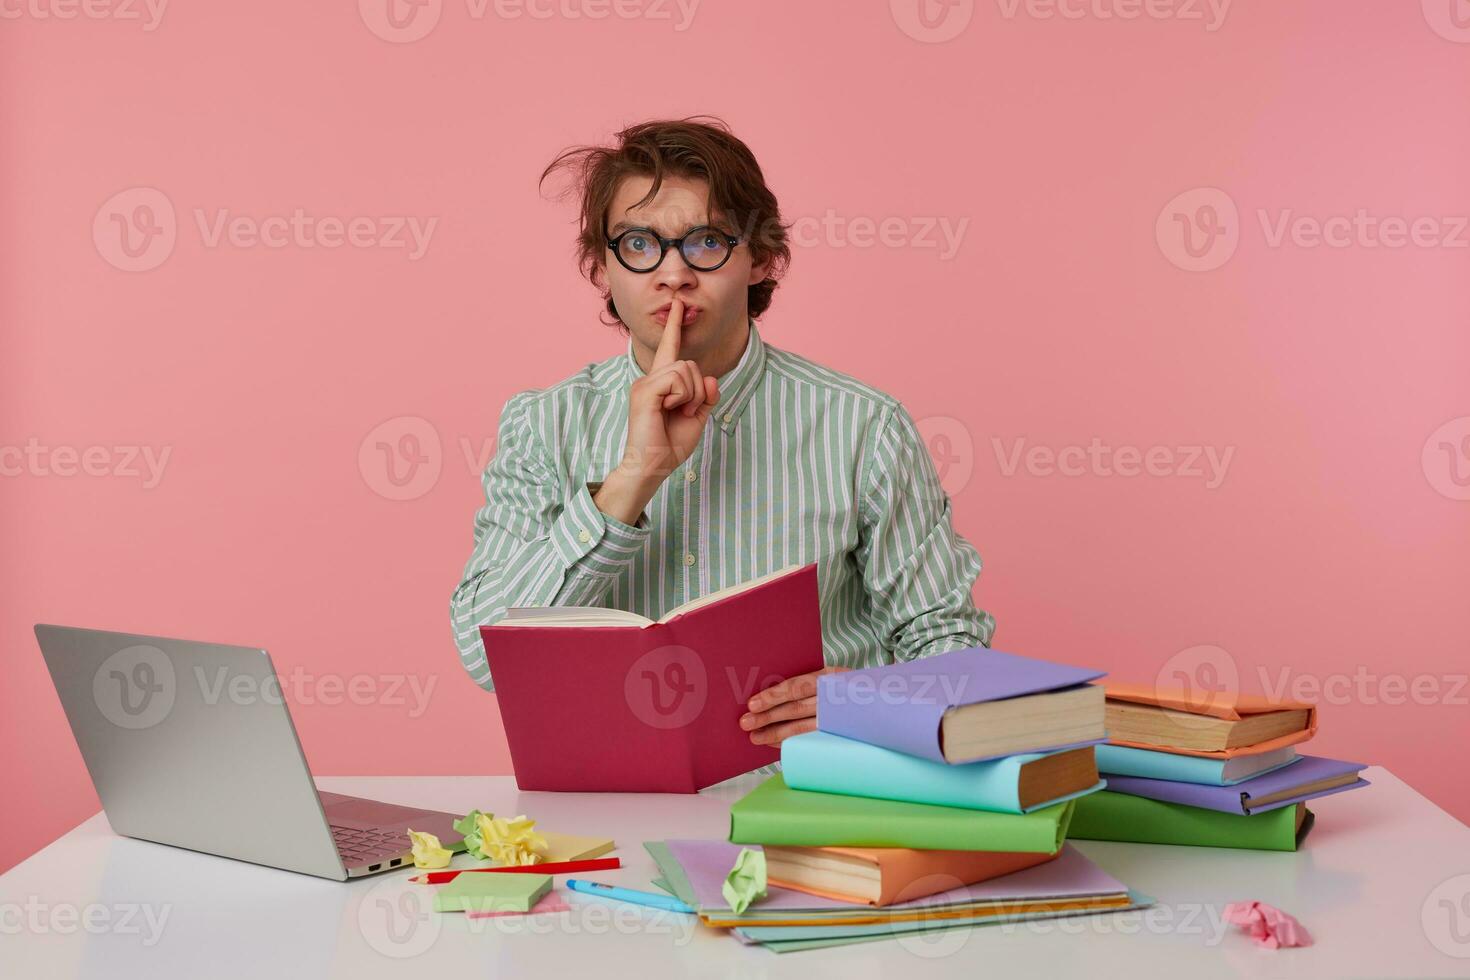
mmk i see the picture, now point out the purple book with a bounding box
[816,647,1106,763]
[1103,754,1369,814]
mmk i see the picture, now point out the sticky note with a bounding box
[540,831,615,864]
[434,873,554,914]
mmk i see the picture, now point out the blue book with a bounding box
[1095,743,1302,786]
[781,730,1106,813]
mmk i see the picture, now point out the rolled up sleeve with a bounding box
[449,392,651,691]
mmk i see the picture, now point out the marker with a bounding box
[565,879,695,914]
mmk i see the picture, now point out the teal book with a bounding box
[782,730,1104,813]
[728,774,1074,852]
[1095,743,1301,786]
[1069,790,1313,851]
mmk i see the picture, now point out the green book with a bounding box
[1070,790,1313,851]
[727,775,1073,852]
[432,872,553,913]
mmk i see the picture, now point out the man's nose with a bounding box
[653,245,698,291]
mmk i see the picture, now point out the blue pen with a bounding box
[565,879,696,914]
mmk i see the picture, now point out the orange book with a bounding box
[1103,682,1318,758]
[763,845,1057,907]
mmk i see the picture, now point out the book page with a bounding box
[498,606,653,627]
[655,563,804,624]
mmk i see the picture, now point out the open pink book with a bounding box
[480,563,825,793]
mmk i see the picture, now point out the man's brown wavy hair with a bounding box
[540,116,791,335]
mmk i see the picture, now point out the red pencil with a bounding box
[409,857,621,884]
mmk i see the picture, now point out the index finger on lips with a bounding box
[651,297,684,370]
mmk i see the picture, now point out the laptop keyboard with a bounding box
[330,825,409,864]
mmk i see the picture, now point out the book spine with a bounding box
[1068,791,1299,850]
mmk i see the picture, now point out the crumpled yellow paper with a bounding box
[721,847,767,914]
[475,813,549,866]
[407,829,453,869]
[450,809,550,866]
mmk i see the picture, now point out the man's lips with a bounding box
[654,305,702,325]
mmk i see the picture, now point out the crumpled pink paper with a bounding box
[1222,900,1313,949]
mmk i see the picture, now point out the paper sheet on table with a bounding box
[739,890,1157,951]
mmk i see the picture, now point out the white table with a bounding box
[4,767,1469,978]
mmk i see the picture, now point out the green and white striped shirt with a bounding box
[450,318,995,691]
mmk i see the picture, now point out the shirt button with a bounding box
[684,553,696,566]
[578,530,591,543]
[685,470,696,483]
[723,412,733,423]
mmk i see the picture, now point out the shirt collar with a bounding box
[624,316,767,435]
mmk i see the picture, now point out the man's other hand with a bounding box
[739,666,850,747]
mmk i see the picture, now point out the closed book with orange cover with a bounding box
[1103,682,1318,758]
[763,845,1057,907]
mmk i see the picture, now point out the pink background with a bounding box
[3,1,1468,874]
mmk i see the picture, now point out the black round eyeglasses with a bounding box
[605,225,741,273]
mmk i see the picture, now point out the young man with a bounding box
[450,117,994,752]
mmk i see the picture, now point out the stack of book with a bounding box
[703,647,1140,950]
[1069,682,1370,850]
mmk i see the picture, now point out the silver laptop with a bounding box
[35,624,462,880]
